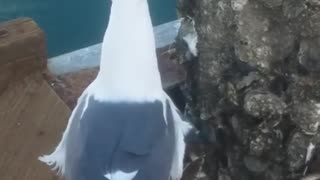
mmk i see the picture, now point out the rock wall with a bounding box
[176,0,320,179]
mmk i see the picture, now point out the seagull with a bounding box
[39,0,192,179]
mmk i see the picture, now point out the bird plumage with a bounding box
[39,0,192,179]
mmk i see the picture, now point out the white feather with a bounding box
[164,93,192,179]
[38,88,90,176]
[39,0,191,180]
[92,0,163,103]
[104,170,139,180]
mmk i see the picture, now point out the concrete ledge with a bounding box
[48,19,181,75]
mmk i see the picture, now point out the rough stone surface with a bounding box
[244,90,287,126]
[298,37,320,73]
[235,0,295,71]
[177,0,320,179]
[286,130,312,171]
[291,101,320,135]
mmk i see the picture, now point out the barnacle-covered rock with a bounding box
[231,0,248,11]
[311,132,320,145]
[289,76,320,102]
[290,101,320,135]
[301,10,320,37]
[306,0,320,6]
[236,72,267,91]
[244,90,287,126]
[243,155,269,173]
[258,0,283,8]
[220,82,239,106]
[235,0,295,71]
[298,37,320,73]
[177,0,320,179]
[264,164,285,180]
[248,125,283,157]
[282,0,306,19]
[230,114,252,145]
[286,130,312,171]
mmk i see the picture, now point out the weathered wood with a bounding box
[0,18,68,180]
[0,73,69,180]
[0,18,46,94]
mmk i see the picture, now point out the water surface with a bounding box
[0,0,177,57]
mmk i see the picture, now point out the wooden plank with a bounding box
[0,18,46,95]
[0,17,46,67]
[0,72,70,180]
[0,18,68,180]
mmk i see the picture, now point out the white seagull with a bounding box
[39,0,192,179]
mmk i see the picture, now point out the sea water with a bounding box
[0,0,177,57]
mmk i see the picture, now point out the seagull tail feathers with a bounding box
[164,92,193,180]
[38,90,90,176]
[38,142,66,176]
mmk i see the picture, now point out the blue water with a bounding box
[0,0,177,57]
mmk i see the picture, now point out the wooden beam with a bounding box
[0,18,46,94]
[0,18,69,180]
